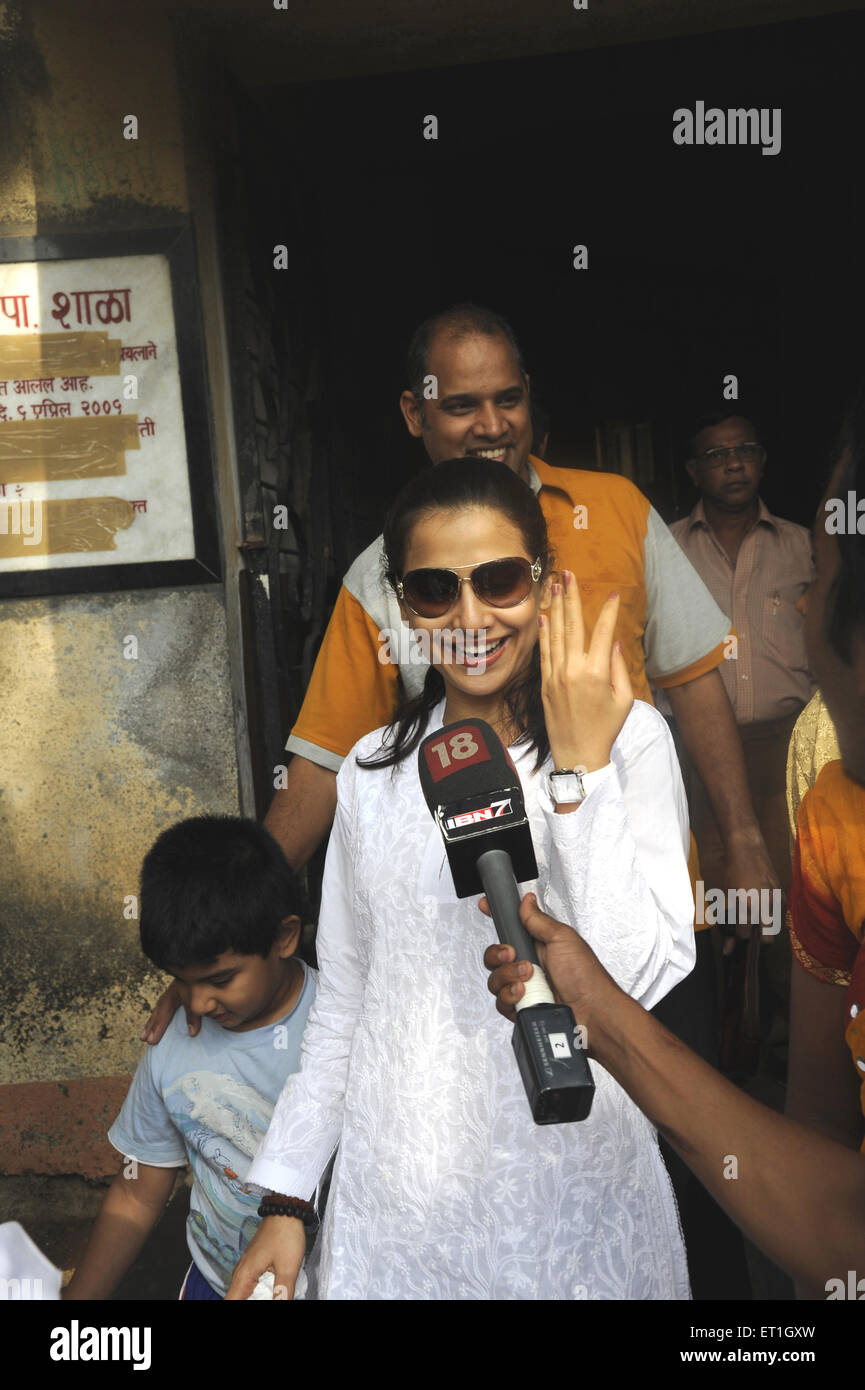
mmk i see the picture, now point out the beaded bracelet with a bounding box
[257,1195,320,1234]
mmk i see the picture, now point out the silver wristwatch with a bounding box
[547,766,588,805]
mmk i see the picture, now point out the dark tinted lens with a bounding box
[403,568,459,616]
[473,558,532,606]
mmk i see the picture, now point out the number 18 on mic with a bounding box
[418,720,595,1125]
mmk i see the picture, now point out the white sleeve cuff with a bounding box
[245,1154,321,1205]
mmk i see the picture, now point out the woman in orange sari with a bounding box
[787,766,865,1143]
[785,395,865,1296]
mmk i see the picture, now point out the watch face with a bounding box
[549,772,584,804]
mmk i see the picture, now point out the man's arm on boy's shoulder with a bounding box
[264,757,338,872]
[62,1161,180,1300]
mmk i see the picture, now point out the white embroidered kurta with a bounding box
[248,698,695,1300]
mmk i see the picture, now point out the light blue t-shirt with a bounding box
[109,961,317,1296]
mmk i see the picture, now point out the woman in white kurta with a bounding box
[240,460,695,1300]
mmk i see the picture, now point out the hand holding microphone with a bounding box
[480,891,620,1035]
[418,716,595,1125]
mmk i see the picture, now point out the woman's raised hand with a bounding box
[539,571,634,776]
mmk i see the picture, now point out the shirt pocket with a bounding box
[761,586,809,670]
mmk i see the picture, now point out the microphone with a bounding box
[418,718,594,1125]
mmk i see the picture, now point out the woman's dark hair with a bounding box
[139,816,303,971]
[358,458,554,773]
[826,388,865,664]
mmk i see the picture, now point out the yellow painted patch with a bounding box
[0,414,139,481]
[0,496,134,556]
[0,332,121,378]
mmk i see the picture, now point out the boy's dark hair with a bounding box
[139,816,303,971]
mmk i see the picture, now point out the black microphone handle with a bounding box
[477,848,555,1009]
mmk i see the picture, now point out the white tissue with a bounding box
[246,1266,308,1301]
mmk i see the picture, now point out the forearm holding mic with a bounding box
[418,719,594,1125]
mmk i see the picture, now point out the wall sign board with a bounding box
[0,228,220,595]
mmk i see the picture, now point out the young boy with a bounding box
[63,816,316,1301]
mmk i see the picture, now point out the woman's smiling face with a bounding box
[397,505,545,704]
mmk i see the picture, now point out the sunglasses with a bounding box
[395,556,543,618]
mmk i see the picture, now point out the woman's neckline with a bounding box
[432,695,531,758]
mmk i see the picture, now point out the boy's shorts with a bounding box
[178,1260,310,1300]
[179,1263,222,1301]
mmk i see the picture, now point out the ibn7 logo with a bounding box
[443,798,513,830]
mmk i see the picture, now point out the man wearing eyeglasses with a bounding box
[670,411,815,904]
[668,412,815,1085]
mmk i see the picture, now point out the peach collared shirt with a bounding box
[670,497,816,723]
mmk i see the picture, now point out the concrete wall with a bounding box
[0,1,240,1181]
[0,0,188,233]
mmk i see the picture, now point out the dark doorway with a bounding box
[256,8,865,528]
[213,8,865,822]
